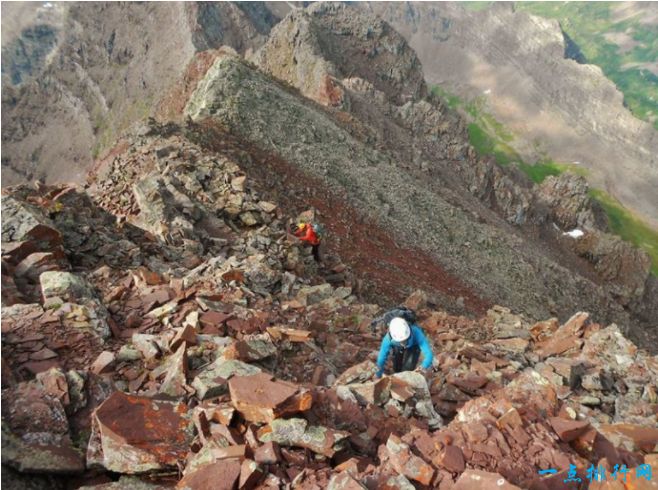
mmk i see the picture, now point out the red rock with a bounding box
[135,267,164,286]
[125,311,142,329]
[447,373,488,394]
[91,351,116,375]
[22,359,61,375]
[170,324,198,352]
[453,469,521,489]
[335,456,369,474]
[312,365,330,386]
[548,417,590,442]
[463,421,488,442]
[88,391,193,473]
[2,240,38,265]
[598,423,658,453]
[30,348,58,361]
[266,326,312,342]
[104,285,127,303]
[390,377,415,402]
[497,407,523,431]
[327,472,368,490]
[536,335,583,359]
[158,344,188,398]
[529,318,559,342]
[199,311,231,332]
[385,434,434,486]
[280,447,306,466]
[435,444,465,473]
[222,269,245,283]
[15,252,64,280]
[254,441,281,464]
[228,373,312,423]
[239,459,263,490]
[176,460,241,490]
[36,367,70,407]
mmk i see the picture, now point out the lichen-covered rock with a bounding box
[192,358,261,400]
[40,271,95,303]
[258,418,349,457]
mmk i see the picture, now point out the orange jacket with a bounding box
[294,223,320,246]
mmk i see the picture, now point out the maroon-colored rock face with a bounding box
[177,460,241,490]
[228,372,312,423]
[88,392,193,473]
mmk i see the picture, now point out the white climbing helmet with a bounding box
[389,317,411,342]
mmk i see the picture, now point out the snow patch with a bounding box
[563,229,584,239]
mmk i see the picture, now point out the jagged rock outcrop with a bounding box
[537,174,605,231]
[252,2,426,106]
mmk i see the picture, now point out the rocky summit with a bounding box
[2,2,657,490]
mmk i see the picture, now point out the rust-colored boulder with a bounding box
[176,460,241,490]
[87,391,194,473]
[228,372,312,423]
[385,434,434,486]
[548,417,590,443]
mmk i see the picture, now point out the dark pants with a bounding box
[311,243,321,262]
[392,345,420,373]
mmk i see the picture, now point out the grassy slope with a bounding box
[431,84,658,275]
[516,1,658,130]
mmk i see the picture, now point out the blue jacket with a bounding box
[376,324,433,377]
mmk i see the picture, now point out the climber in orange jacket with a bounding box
[291,222,322,262]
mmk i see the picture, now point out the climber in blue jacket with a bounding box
[376,317,434,378]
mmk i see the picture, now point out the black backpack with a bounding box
[370,306,417,334]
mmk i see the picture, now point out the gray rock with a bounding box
[40,271,95,303]
[191,358,261,400]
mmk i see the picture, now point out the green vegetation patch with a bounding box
[518,159,589,184]
[432,82,657,274]
[589,189,658,275]
[516,2,658,129]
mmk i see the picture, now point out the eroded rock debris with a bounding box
[2,124,657,489]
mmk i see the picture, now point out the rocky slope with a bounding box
[359,1,658,228]
[2,119,657,490]
[1,1,282,186]
[182,3,656,346]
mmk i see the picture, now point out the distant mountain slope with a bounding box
[359,2,658,229]
[1,1,282,186]
[517,1,658,129]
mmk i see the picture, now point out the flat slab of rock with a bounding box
[223,337,276,362]
[258,418,349,457]
[598,423,658,453]
[334,360,377,386]
[266,326,312,342]
[192,358,261,400]
[87,391,194,473]
[229,372,312,423]
[177,460,241,490]
[548,417,590,442]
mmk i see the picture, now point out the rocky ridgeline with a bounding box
[185,5,656,339]
[2,124,657,489]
